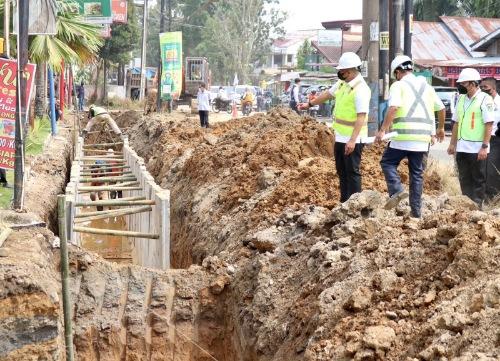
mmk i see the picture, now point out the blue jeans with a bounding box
[78,97,84,111]
[380,146,427,217]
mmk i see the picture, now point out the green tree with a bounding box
[198,0,285,84]
[459,0,500,17]
[297,40,313,70]
[414,0,499,20]
[29,1,103,117]
[100,0,141,100]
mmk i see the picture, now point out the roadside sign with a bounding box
[159,32,183,100]
[318,30,342,47]
[380,31,390,50]
[112,0,127,23]
[0,59,36,170]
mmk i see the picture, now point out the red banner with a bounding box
[445,66,500,80]
[112,0,127,23]
[0,59,36,169]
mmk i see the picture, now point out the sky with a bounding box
[279,0,363,32]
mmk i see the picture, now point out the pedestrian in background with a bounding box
[479,77,500,201]
[197,83,210,128]
[77,81,85,111]
[376,55,445,218]
[448,68,494,207]
[289,78,301,114]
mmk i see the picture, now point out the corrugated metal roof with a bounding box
[412,21,470,65]
[433,57,500,67]
[440,16,500,57]
[470,28,500,51]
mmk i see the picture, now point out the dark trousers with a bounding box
[199,110,209,128]
[486,136,500,201]
[0,169,7,185]
[456,152,487,206]
[289,101,300,115]
[380,147,426,217]
[334,142,364,202]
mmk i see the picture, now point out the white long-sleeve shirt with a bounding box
[197,90,211,111]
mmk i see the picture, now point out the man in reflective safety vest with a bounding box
[300,52,371,202]
[376,55,446,218]
[448,68,494,206]
[83,105,124,139]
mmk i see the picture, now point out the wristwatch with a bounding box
[481,143,489,149]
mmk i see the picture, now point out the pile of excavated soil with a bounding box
[124,108,498,360]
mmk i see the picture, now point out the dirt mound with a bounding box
[124,108,498,360]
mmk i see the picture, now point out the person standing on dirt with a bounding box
[83,105,124,139]
[300,52,370,203]
[448,68,495,207]
[162,72,175,113]
[197,83,210,128]
[375,55,446,218]
[289,78,301,114]
[479,77,500,201]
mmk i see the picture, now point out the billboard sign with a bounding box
[13,0,57,35]
[0,59,36,170]
[318,30,342,47]
[159,32,183,100]
[112,0,127,23]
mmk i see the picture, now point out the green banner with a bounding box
[159,32,183,100]
[65,0,113,23]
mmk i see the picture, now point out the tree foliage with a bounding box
[414,0,500,20]
[297,40,313,70]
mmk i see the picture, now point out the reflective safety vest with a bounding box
[456,94,487,142]
[391,79,435,143]
[92,106,107,116]
[332,81,368,138]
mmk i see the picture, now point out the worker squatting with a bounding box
[302,53,499,215]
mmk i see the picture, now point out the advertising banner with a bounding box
[13,0,57,35]
[0,59,36,170]
[159,32,183,100]
[72,0,113,24]
[112,0,127,23]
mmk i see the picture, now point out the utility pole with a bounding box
[168,0,172,31]
[404,0,413,57]
[156,0,165,112]
[3,0,10,57]
[139,0,148,101]
[389,0,402,63]
[362,0,379,131]
[14,0,29,209]
[379,0,390,124]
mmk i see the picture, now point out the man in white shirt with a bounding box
[300,52,371,202]
[448,69,494,206]
[376,55,445,218]
[289,78,301,114]
[480,77,500,201]
[197,83,211,128]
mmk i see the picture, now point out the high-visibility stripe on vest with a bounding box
[456,94,486,142]
[332,81,368,138]
[92,106,107,116]
[391,79,435,143]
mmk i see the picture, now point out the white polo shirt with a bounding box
[388,73,445,152]
[492,94,500,136]
[452,89,494,153]
[328,74,371,143]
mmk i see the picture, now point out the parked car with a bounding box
[433,86,457,131]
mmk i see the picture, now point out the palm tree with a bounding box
[29,2,103,117]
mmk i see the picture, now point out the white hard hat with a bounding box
[457,68,481,83]
[337,52,362,70]
[391,55,413,76]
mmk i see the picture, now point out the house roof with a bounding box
[439,16,500,57]
[273,32,317,50]
[321,19,362,29]
[412,21,470,65]
[470,28,500,52]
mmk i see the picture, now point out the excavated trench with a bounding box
[1,110,499,361]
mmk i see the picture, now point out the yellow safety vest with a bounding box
[332,82,368,138]
[391,80,435,143]
[456,94,487,142]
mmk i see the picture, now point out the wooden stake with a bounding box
[78,187,142,193]
[73,226,159,239]
[75,199,155,207]
[81,165,130,170]
[83,142,123,148]
[80,171,133,177]
[79,176,136,183]
[74,206,152,223]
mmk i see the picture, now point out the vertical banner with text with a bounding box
[159,32,183,100]
[0,59,36,169]
[112,0,127,23]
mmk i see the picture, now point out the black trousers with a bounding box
[456,152,487,206]
[289,101,300,114]
[334,142,364,202]
[486,136,500,201]
[199,110,209,128]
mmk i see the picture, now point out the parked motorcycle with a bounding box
[308,105,319,118]
[212,98,232,113]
